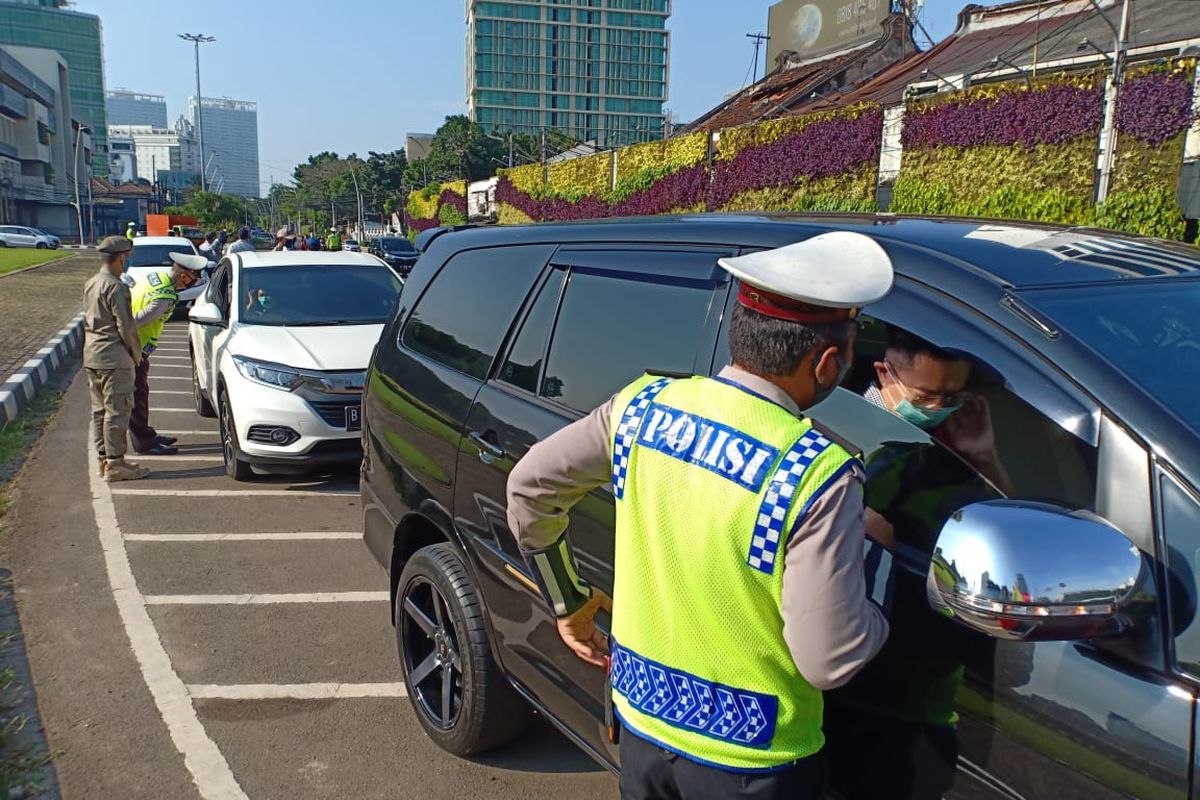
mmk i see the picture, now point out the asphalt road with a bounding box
[3,321,617,799]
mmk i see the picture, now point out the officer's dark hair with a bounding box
[729,304,855,377]
[884,326,969,369]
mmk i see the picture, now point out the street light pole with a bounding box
[72,122,90,245]
[179,33,215,192]
[1095,0,1131,204]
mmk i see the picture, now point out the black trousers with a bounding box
[129,355,157,451]
[618,730,824,800]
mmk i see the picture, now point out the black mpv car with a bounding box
[361,214,1200,799]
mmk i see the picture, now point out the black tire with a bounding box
[217,388,253,481]
[35,242,47,249]
[396,544,531,756]
[192,357,216,418]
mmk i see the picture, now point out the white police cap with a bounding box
[169,252,209,272]
[718,232,894,323]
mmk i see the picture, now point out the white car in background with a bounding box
[188,250,401,480]
[127,236,211,309]
[0,225,60,249]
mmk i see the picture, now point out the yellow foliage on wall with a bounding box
[497,203,535,225]
[714,104,878,161]
[546,152,611,199]
[505,164,544,196]
[615,131,708,183]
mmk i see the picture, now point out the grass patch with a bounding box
[0,390,63,473]
[0,249,72,276]
[0,646,48,798]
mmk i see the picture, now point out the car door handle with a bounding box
[469,431,505,463]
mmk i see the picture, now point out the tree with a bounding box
[404,115,505,188]
[176,191,247,228]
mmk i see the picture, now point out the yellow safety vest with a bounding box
[131,270,178,351]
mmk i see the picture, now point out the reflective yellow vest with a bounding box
[608,374,855,771]
[131,270,178,351]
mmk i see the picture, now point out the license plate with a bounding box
[345,405,362,431]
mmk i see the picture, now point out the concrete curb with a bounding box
[0,313,84,428]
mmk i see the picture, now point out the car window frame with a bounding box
[1156,464,1200,683]
[394,243,559,384]
[485,246,732,420]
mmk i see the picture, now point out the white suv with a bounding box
[128,237,210,308]
[188,250,401,480]
[0,225,60,249]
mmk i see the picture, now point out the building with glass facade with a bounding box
[106,90,168,128]
[467,0,670,148]
[0,0,106,174]
[187,96,259,197]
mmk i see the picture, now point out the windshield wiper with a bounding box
[287,319,380,327]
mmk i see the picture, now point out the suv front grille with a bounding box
[308,397,360,428]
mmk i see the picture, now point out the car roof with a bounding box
[134,237,197,247]
[432,214,1200,290]
[234,251,387,269]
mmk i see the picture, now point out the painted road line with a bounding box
[187,683,405,700]
[88,450,248,798]
[152,430,218,435]
[151,357,192,362]
[126,532,359,542]
[151,407,203,412]
[127,455,223,464]
[151,377,192,382]
[111,488,356,498]
[144,592,388,605]
[151,390,191,395]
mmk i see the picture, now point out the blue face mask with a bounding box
[257,294,273,311]
[893,398,960,430]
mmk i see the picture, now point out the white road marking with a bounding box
[152,407,202,412]
[152,390,191,395]
[88,449,248,798]
[188,683,405,700]
[111,488,356,498]
[145,592,388,605]
[126,532,359,542]
[151,377,192,382]
[128,455,223,463]
[151,356,192,362]
[153,429,217,435]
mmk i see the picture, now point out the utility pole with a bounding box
[179,33,215,192]
[349,164,364,239]
[747,32,770,84]
[1095,0,1131,204]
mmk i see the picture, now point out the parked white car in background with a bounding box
[188,250,401,480]
[127,236,210,308]
[0,225,60,249]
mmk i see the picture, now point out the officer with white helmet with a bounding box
[506,232,897,799]
[128,252,206,456]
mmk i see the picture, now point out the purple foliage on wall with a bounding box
[708,110,882,208]
[1116,71,1196,144]
[438,189,468,215]
[902,82,1103,149]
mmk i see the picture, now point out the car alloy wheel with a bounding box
[401,575,463,729]
[217,390,252,481]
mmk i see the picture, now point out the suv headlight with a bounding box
[232,356,304,391]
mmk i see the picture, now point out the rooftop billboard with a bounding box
[767,0,890,66]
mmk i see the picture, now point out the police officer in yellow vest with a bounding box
[506,233,896,800]
[129,252,205,456]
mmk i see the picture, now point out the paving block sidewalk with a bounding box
[0,254,97,380]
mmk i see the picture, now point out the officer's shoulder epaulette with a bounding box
[809,420,864,461]
[645,369,694,379]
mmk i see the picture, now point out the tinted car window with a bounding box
[378,237,416,254]
[401,247,545,381]
[542,271,714,413]
[130,244,196,267]
[240,265,400,326]
[499,268,565,394]
[1161,472,1200,677]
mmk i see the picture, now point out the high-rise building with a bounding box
[0,0,107,174]
[106,90,168,128]
[466,0,670,148]
[109,119,199,186]
[188,96,259,197]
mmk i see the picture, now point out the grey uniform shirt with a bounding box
[82,267,141,370]
[134,297,174,329]
[506,366,891,691]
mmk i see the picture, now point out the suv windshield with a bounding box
[129,244,196,267]
[241,264,401,327]
[378,237,415,254]
[1028,281,1200,432]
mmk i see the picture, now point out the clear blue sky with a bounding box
[84,1,992,195]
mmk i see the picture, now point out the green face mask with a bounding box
[257,294,273,311]
[893,398,960,430]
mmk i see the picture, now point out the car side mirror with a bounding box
[928,500,1153,642]
[189,301,225,327]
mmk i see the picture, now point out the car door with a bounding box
[362,244,556,570]
[752,282,1194,800]
[193,259,232,397]
[452,245,734,764]
[14,227,36,247]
